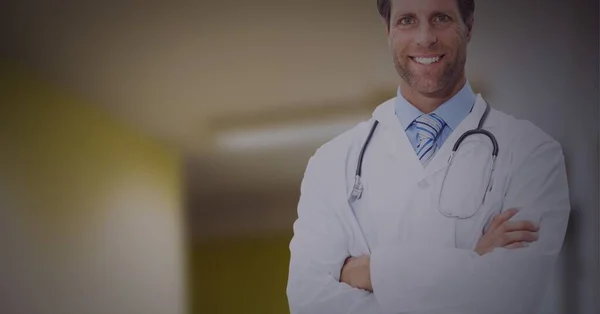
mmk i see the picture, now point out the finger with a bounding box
[498,231,539,247]
[505,242,528,249]
[502,220,540,232]
[489,208,520,231]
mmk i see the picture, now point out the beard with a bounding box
[393,48,466,98]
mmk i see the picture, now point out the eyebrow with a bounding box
[392,10,452,21]
[392,12,416,21]
[429,10,451,17]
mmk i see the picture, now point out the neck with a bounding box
[400,76,467,114]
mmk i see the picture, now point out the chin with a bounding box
[411,79,446,95]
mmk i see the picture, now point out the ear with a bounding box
[465,16,474,41]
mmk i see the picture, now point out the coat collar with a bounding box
[394,82,476,132]
[371,93,490,180]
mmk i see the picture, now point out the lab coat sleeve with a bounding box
[369,137,571,314]
[287,154,386,314]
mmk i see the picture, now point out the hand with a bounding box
[475,208,540,256]
[340,255,372,292]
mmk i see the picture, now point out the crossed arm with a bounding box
[340,208,538,292]
[286,139,570,314]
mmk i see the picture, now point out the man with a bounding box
[286,0,570,313]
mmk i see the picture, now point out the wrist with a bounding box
[364,255,373,291]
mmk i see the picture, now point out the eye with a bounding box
[398,17,415,26]
[434,14,451,23]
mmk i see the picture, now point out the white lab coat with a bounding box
[286,94,571,314]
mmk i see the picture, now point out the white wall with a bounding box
[466,1,599,313]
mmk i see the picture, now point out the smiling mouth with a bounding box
[410,55,445,65]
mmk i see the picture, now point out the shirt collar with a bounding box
[394,81,476,131]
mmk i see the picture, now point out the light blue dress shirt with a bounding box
[395,82,476,153]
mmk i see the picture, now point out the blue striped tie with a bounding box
[415,113,445,165]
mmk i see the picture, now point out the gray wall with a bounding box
[466,1,599,313]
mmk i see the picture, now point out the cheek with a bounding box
[390,39,410,57]
[389,31,410,53]
[446,27,468,48]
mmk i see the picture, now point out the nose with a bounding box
[414,23,438,48]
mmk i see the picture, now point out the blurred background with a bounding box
[0,0,598,313]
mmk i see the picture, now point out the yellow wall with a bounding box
[0,62,186,314]
[190,234,292,314]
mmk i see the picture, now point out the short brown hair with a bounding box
[377,0,474,27]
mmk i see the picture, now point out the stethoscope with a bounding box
[348,101,499,219]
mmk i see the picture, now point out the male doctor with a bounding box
[286,0,570,314]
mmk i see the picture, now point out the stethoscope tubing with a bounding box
[350,101,498,205]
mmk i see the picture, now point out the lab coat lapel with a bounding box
[372,99,424,180]
[422,94,488,179]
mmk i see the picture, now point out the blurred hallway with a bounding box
[0,1,598,314]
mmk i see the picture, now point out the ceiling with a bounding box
[0,0,400,199]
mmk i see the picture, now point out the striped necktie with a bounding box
[415,113,445,165]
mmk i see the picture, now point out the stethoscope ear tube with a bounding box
[349,120,379,202]
[477,101,491,130]
[349,175,363,203]
[356,120,379,177]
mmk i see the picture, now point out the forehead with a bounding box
[390,0,460,15]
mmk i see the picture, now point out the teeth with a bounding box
[413,56,441,64]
